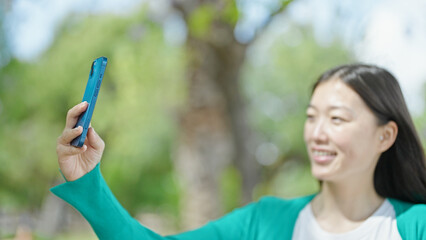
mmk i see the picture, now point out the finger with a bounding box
[57,143,87,156]
[87,127,105,150]
[65,102,89,129]
[58,126,84,145]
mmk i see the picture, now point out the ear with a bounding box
[378,121,398,153]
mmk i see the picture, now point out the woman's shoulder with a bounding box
[241,194,316,237]
[387,198,426,239]
[388,198,426,218]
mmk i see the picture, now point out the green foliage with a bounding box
[413,85,426,150]
[254,160,319,198]
[188,4,216,39]
[0,2,10,67]
[0,11,186,213]
[279,0,294,11]
[220,166,242,212]
[221,0,239,26]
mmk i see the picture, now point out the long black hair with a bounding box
[313,63,426,204]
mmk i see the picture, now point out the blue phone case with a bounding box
[71,56,107,147]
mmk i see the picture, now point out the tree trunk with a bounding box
[173,11,260,229]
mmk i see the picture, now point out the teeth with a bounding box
[313,150,336,156]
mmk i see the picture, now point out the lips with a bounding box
[311,149,337,164]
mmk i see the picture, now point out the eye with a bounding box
[331,116,344,124]
[306,113,315,121]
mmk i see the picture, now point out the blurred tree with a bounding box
[413,82,426,150]
[0,0,12,67]
[170,0,293,229]
[0,11,185,235]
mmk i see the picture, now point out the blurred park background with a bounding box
[1,0,426,239]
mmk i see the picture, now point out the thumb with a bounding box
[87,127,105,150]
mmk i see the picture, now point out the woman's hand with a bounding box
[56,102,105,181]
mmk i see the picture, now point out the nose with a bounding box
[311,119,328,143]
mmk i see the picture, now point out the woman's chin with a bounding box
[311,168,334,181]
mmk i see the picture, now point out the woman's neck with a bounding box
[311,177,384,233]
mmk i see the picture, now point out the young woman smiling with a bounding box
[52,64,425,240]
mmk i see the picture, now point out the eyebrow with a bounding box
[307,104,355,116]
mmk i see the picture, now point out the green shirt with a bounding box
[51,164,426,240]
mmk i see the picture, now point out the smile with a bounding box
[311,149,337,164]
[312,150,337,156]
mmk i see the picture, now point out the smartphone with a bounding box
[71,56,108,147]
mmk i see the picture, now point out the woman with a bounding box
[52,64,426,239]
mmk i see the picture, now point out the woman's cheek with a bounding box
[303,122,313,143]
[329,126,354,155]
[339,126,372,165]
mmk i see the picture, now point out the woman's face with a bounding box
[304,79,383,182]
